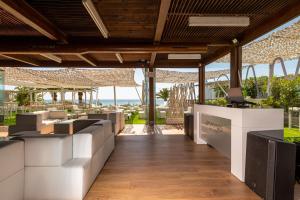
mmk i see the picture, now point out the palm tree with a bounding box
[156,88,169,102]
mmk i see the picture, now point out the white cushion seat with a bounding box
[0,141,24,200]
[75,126,105,158]
[94,120,113,141]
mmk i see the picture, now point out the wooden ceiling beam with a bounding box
[0,54,41,66]
[76,54,97,66]
[40,53,62,63]
[82,0,109,38]
[115,53,123,63]
[149,53,157,67]
[154,0,171,42]
[0,43,208,54]
[0,60,199,68]
[0,0,67,43]
[151,0,171,66]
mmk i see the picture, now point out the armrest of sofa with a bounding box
[0,140,24,182]
[14,114,42,132]
[73,119,100,133]
[20,134,72,166]
[73,125,104,158]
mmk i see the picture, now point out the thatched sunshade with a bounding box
[156,69,232,83]
[2,68,138,88]
[216,20,300,64]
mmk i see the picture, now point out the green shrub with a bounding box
[206,98,227,106]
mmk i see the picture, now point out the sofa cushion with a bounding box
[33,111,49,120]
[48,110,67,120]
[0,141,24,182]
[0,169,24,200]
[25,158,91,200]
[94,120,113,141]
[23,135,72,166]
[74,126,104,158]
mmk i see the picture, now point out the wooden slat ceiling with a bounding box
[0,8,40,36]
[0,0,298,67]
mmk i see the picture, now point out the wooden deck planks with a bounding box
[85,135,260,200]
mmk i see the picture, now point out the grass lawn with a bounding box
[125,111,166,125]
[284,128,300,143]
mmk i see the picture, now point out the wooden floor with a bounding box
[85,134,261,200]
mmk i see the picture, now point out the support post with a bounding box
[267,63,274,96]
[96,88,99,106]
[29,91,33,104]
[84,90,87,108]
[53,92,57,103]
[288,109,292,129]
[198,64,205,104]
[113,86,117,108]
[61,89,65,104]
[230,45,242,88]
[72,90,75,104]
[148,68,155,126]
[78,91,83,105]
[89,89,93,108]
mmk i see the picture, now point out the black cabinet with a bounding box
[245,130,296,200]
[184,113,194,140]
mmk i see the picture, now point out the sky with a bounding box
[6,16,300,100]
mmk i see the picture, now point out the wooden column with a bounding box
[198,64,205,104]
[230,45,242,88]
[148,68,155,126]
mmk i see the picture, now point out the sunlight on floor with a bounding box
[120,124,184,136]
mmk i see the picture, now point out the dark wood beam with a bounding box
[151,0,171,68]
[115,53,123,63]
[0,0,67,43]
[230,46,242,88]
[0,43,208,54]
[154,0,171,42]
[40,54,62,63]
[202,1,300,65]
[0,60,199,68]
[198,64,205,104]
[0,54,41,66]
[149,53,156,67]
[76,54,97,66]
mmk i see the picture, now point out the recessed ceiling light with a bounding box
[189,16,250,27]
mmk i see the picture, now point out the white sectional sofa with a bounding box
[9,110,67,135]
[88,112,125,135]
[1,119,114,200]
[0,141,24,200]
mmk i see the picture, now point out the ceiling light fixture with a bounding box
[82,0,109,38]
[168,54,201,60]
[189,16,250,27]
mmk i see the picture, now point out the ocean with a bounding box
[44,99,165,106]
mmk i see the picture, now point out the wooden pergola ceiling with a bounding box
[0,0,299,68]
